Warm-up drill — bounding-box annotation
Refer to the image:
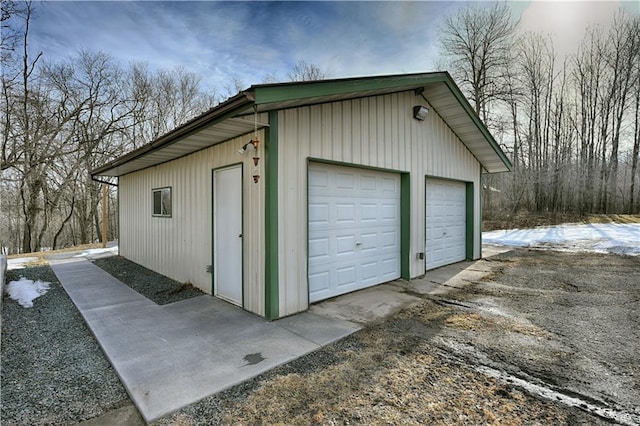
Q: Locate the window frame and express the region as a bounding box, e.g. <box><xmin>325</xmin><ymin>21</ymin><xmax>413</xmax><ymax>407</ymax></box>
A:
<box><xmin>152</xmin><ymin>186</ymin><xmax>172</xmax><ymax>218</ymax></box>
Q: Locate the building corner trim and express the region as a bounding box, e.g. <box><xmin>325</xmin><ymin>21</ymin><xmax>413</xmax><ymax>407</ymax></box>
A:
<box><xmin>264</xmin><ymin>110</ymin><xmax>279</xmax><ymax>320</ymax></box>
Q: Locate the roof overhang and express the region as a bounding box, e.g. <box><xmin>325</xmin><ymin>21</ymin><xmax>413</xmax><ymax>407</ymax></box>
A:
<box><xmin>92</xmin><ymin>72</ymin><xmax>511</xmax><ymax>178</ymax></box>
<box><xmin>91</xmin><ymin>93</ymin><xmax>260</xmax><ymax>177</ymax></box>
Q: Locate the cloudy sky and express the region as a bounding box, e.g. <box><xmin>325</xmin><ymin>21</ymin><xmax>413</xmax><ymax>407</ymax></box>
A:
<box><xmin>27</xmin><ymin>1</ymin><xmax>638</xmax><ymax>93</ymax></box>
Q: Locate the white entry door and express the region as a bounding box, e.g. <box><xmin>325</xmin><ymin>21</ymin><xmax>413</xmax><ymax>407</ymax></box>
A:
<box><xmin>425</xmin><ymin>178</ymin><xmax>467</xmax><ymax>270</ymax></box>
<box><xmin>308</xmin><ymin>163</ymin><xmax>401</xmax><ymax>303</ymax></box>
<box><xmin>213</xmin><ymin>165</ymin><xmax>242</xmax><ymax>305</ymax></box>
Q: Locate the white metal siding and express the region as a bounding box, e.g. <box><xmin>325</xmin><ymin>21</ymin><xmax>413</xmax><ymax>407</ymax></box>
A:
<box><xmin>119</xmin><ymin>130</ymin><xmax>265</xmax><ymax>316</ymax></box>
<box><xmin>277</xmin><ymin>91</ymin><xmax>481</xmax><ymax>316</ymax></box>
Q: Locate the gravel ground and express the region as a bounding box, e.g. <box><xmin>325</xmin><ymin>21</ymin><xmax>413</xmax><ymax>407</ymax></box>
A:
<box><xmin>1</xmin><ymin>266</ymin><xmax>131</xmax><ymax>425</ymax></box>
<box><xmin>92</xmin><ymin>256</ymin><xmax>204</xmax><ymax>305</ymax></box>
<box><xmin>3</xmin><ymin>250</ymin><xmax>635</xmax><ymax>425</ymax></box>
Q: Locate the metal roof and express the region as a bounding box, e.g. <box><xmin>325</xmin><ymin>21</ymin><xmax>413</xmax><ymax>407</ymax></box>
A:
<box><xmin>92</xmin><ymin>72</ymin><xmax>511</xmax><ymax>177</ymax></box>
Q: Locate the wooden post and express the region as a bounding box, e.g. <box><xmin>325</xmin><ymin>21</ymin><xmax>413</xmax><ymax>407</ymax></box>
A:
<box><xmin>102</xmin><ymin>184</ymin><xmax>107</xmax><ymax>248</ymax></box>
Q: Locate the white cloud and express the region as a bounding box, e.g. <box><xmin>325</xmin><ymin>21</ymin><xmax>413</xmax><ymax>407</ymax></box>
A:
<box><xmin>25</xmin><ymin>1</ymin><xmax>514</xmax><ymax>92</ymax></box>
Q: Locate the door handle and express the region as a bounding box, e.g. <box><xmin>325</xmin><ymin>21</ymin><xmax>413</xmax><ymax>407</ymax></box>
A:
<box><xmin>356</xmin><ymin>242</ymin><xmax>362</xmax><ymax>246</ymax></box>
<box><xmin>238</xmin><ymin>234</ymin><xmax>243</xmax><ymax>238</ymax></box>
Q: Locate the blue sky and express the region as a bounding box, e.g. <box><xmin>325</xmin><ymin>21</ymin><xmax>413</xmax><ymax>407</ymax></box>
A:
<box><xmin>28</xmin><ymin>1</ymin><xmax>639</xmax><ymax>94</ymax></box>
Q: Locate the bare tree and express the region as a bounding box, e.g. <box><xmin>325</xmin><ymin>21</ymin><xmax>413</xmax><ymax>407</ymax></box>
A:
<box><xmin>128</xmin><ymin>65</ymin><xmax>216</xmax><ymax>143</ymax></box>
<box><xmin>288</xmin><ymin>60</ymin><xmax>328</xmax><ymax>82</ymax></box>
<box><xmin>630</xmin><ymin>85</ymin><xmax>640</xmax><ymax>213</ymax></box>
<box><xmin>439</xmin><ymin>3</ymin><xmax>517</xmax><ymax>124</ymax></box>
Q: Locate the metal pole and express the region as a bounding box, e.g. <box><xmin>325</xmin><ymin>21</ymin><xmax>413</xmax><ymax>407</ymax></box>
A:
<box><xmin>102</xmin><ymin>184</ymin><xmax>107</xmax><ymax>248</ymax></box>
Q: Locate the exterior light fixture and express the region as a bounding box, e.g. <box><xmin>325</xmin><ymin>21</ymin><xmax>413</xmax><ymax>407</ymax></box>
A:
<box><xmin>413</xmin><ymin>105</ymin><xmax>429</xmax><ymax>121</ymax></box>
<box><xmin>238</xmin><ymin>139</ymin><xmax>258</xmax><ymax>155</ymax></box>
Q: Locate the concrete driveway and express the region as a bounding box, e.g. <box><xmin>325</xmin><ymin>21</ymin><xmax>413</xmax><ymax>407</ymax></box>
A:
<box><xmin>49</xmin><ymin>247</ymin><xmax>506</xmax><ymax>424</ymax></box>
<box><xmin>48</xmin><ymin>257</ymin><xmax>360</xmax><ymax>422</ymax></box>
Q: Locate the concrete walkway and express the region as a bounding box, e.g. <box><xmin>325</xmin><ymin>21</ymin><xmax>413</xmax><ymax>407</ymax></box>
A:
<box><xmin>48</xmin><ymin>257</ymin><xmax>360</xmax><ymax>423</ymax></box>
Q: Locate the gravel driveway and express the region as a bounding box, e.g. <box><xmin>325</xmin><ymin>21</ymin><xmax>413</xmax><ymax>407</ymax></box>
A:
<box><xmin>2</xmin><ymin>250</ymin><xmax>638</xmax><ymax>425</ymax></box>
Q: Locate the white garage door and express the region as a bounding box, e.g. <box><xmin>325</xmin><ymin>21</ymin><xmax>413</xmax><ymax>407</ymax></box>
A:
<box><xmin>425</xmin><ymin>178</ymin><xmax>467</xmax><ymax>270</ymax></box>
<box><xmin>308</xmin><ymin>163</ymin><xmax>401</xmax><ymax>302</ymax></box>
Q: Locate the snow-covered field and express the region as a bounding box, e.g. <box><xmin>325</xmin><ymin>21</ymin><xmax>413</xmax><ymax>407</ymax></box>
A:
<box><xmin>7</xmin><ymin>256</ymin><xmax>40</xmax><ymax>270</ymax></box>
<box><xmin>7</xmin><ymin>245</ymin><xmax>119</xmax><ymax>270</ymax></box>
<box><xmin>483</xmin><ymin>223</ymin><xmax>640</xmax><ymax>256</ymax></box>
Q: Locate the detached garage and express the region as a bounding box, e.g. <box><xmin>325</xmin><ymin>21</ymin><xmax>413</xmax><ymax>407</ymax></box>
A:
<box><xmin>92</xmin><ymin>72</ymin><xmax>511</xmax><ymax>320</ymax></box>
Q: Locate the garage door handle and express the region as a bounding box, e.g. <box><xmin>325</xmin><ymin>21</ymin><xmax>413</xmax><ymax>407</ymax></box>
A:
<box><xmin>356</xmin><ymin>242</ymin><xmax>362</xmax><ymax>246</ymax></box>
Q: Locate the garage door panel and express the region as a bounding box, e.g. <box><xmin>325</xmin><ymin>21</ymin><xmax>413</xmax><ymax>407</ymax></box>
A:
<box><xmin>361</xmin><ymin>203</ymin><xmax>377</xmax><ymax>221</ymax></box>
<box><xmin>309</xmin><ymin>163</ymin><xmax>401</xmax><ymax>303</ymax></box>
<box><xmin>309</xmin><ymin>169</ymin><xmax>329</xmax><ymax>187</ymax></box>
<box><xmin>337</xmin><ymin>235</ymin><xmax>356</xmax><ymax>255</ymax></box>
<box><xmin>360</xmin><ymin>175</ymin><xmax>377</xmax><ymax>191</ymax></box>
<box><xmin>309</xmin><ymin>202</ymin><xmax>329</xmax><ymax>224</ymax></box>
<box><xmin>361</xmin><ymin>261</ymin><xmax>378</xmax><ymax>281</ymax></box>
<box><xmin>381</xmin><ymin>230</ymin><xmax>398</xmax><ymax>248</ymax></box>
<box><xmin>381</xmin><ymin>203</ymin><xmax>398</xmax><ymax>220</ymax></box>
<box><xmin>336</xmin><ymin>203</ymin><xmax>356</xmax><ymax>223</ymax></box>
<box><xmin>426</xmin><ymin>178</ymin><xmax>467</xmax><ymax>270</ymax></box>
<box><xmin>336</xmin><ymin>172</ymin><xmax>355</xmax><ymax>188</ymax></box>
<box><xmin>337</xmin><ymin>266</ymin><xmax>356</xmax><ymax>287</ymax></box>
<box><xmin>309</xmin><ymin>271</ymin><xmax>330</xmax><ymax>293</ymax></box>
<box><xmin>381</xmin><ymin>257</ymin><xmax>399</xmax><ymax>279</ymax></box>
<box><xmin>381</xmin><ymin>177</ymin><xmax>397</xmax><ymax>192</ymax></box>
<box><xmin>309</xmin><ymin>237</ymin><xmax>330</xmax><ymax>260</ymax></box>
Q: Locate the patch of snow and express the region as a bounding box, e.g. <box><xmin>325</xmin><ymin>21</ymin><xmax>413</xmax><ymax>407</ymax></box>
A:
<box><xmin>483</xmin><ymin>223</ymin><xmax>640</xmax><ymax>256</ymax></box>
<box><xmin>73</xmin><ymin>246</ymin><xmax>119</xmax><ymax>259</ymax></box>
<box><xmin>7</xmin><ymin>256</ymin><xmax>39</xmax><ymax>270</ymax></box>
<box><xmin>6</xmin><ymin>277</ymin><xmax>50</xmax><ymax>308</ymax></box>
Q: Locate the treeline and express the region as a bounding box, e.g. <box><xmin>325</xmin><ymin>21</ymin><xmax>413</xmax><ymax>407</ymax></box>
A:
<box><xmin>0</xmin><ymin>2</ymin><xmax>328</xmax><ymax>254</ymax></box>
<box><xmin>1</xmin><ymin>3</ymin><xmax>218</xmax><ymax>253</ymax></box>
<box><xmin>2</xmin><ymin>1</ymin><xmax>639</xmax><ymax>254</ymax></box>
<box><xmin>439</xmin><ymin>4</ymin><xmax>640</xmax><ymax>216</ymax></box>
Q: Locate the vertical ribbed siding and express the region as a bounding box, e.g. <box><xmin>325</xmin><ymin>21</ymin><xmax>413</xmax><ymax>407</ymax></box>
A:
<box><xmin>277</xmin><ymin>91</ymin><xmax>481</xmax><ymax>317</ymax></box>
<box><xmin>119</xmin><ymin>130</ymin><xmax>266</xmax><ymax>316</ymax></box>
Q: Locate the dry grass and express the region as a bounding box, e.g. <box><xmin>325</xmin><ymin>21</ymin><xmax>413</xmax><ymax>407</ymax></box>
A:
<box><xmin>7</xmin><ymin>243</ymin><xmax>106</xmax><ymax>264</ymax></box>
<box><xmin>483</xmin><ymin>212</ymin><xmax>640</xmax><ymax>231</ymax></box>
<box><xmin>445</xmin><ymin>312</ymin><xmax>551</xmax><ymax>338</ymax></box>
<box><xmin>218</xmin><ymin>318</ymin><xmax>579</xmax><ymax>426</ymax></box>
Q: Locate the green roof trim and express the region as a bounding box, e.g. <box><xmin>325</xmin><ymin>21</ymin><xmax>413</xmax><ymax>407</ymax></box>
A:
<box><xmin>250</xmin><ymin>72</ymin><xmax>448</xmax><ymax>105</ymax></box>
<box><xmin>441</xmin><ymin>78</ymin><xmax>513</xmax><ymax>172</ymax></box>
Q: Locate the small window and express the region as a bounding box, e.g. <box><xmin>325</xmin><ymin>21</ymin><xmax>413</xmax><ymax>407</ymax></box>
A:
<box><xmin>152</xmin><ymin>187</ymin><xmax>172</xmax><ymax>217</ymax></box>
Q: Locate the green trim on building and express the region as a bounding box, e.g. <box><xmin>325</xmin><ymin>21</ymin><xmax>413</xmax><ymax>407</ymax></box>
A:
<box><xmin>443</xmin><ymin>79</ymin><xmax>512</xmax><ymax>171</ymax></box>
<box><xmin>251</xmin><ymin>73</ymin><xmax>447</xmax><ymax>105</ymax></box>
<box><xmin>400</xmin><ymin>173</ymin><xmax>411</xmax><ymax>279</ymax></box>
<box><xmin>465</xmin><ymin>182</ymin><xmax>474</xmax><ymax>260</ymax></box>
<box><xmin>264</xmin><ymin>110</ymin><xmax>279</xmax><ymax>320</ymax></box>
<box><xmin>479</xmin><ymin>171</ymin><xmax>484</xmax><ymax>257</ymax></box>
<box><xmin>307</xmin><ymin>158</ymin><xmax>406</xmax><ymax>175</ymax></box>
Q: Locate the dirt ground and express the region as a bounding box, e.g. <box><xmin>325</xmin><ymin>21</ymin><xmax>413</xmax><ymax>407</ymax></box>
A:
<box><xmin>429</xmin><ymin>249</ymin><xmax>640</xmax><ymax>425</ymax></box>
<box><xmin>156</xmin><ymin>248</ymin><xmax>639</xmax><ymax>425</ymax></box>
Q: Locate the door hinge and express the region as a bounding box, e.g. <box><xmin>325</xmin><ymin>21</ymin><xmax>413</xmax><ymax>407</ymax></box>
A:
<box><xmin>206</xmin><ymin>265</ymin><xmax>213</xmax><ymax>273</ymax></box>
